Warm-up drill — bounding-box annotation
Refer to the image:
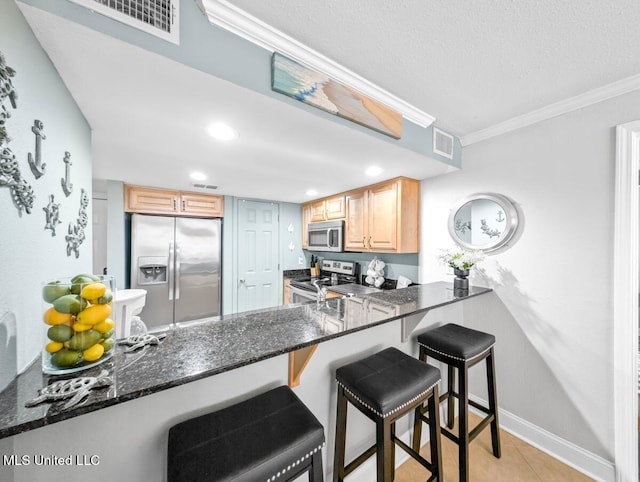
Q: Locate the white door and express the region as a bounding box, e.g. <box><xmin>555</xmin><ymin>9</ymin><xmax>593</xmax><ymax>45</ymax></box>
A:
<box><xmin>236</xmin><ymin>200</ymin><xmax>279</xmax><ymax>313</ymax></box>
<box><xmin>92</xmin><ymin>196</ymin><xmax>108</xmax><ymax>276</ymax></box>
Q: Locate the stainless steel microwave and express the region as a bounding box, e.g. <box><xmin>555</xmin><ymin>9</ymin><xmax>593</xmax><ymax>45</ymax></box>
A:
<box><xmin>307</xmin><ymin>220</ymin><xmax>344</xmax><ymax>252</ymax></box>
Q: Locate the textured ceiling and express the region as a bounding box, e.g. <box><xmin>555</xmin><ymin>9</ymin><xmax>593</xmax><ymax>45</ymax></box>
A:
<box><xmin>227</xmin><ymin>0</ymin><xmax>640</xmax><ymax>136</ymax></box>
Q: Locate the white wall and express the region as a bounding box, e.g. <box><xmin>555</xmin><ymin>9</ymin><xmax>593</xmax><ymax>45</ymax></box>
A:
<box><xmin>0</xmin><ymin>0</ymin><xmax>92</xmax><ymax>376</ymax></box>
<box><xmin>420</xmin><ymin>89</ymin><xmax>640</xmax><ymax>462</ymax></box>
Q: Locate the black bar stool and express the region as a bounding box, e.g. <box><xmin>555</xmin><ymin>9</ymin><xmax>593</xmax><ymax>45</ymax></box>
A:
<box><xmin>333</xmin><ymin>347</ymin><xmax>443</xmax><ymax>482</ymax></box>
<box><xmin>168</xmin><ymin>385</ymin><xmax>325</xmax><ymax>482</ymax></box>
<box><xmin>413</xmin><ymin>323</ymin><xmax>501</xmax><ymax>482</ymax></box>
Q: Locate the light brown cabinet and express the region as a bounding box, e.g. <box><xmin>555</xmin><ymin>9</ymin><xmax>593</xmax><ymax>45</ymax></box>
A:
<box><xmin>301</xmin><ymin>203</ymin><xmax>311</xmax><ymax>249</ymax></box>
<box><xmin>344</xmin><ymin>177</ymin><xmax>419</xmax><ymax>253</ymax></box>
<box><xmin>309</xmin><ymin>200</ymin><xmax>327</xmax><ymax>222</ymax></box>
<box><xmin>325</xmin><ymin>195</ymin><xmax>346</xmax><ymax>219</ymax></box>
<box><xmin>308</xmin><ymin>195</ymin><xmax>346</xmax><ymax>223</ymax></box>
<box><xmin>125</xmin><ymin>185</ymin><xmax>224</xmax><ymax>217</ymax></box>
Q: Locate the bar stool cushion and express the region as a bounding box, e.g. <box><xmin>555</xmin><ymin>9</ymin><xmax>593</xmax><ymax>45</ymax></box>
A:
<box><xmin>168</xmin><ymin>385</ymin><xmax>324</xmax><ymax>482</ymax></box>
<box><xmin>336</xmin><ymin>347</ymin><xmax>440</xmax><ymax>418</ymax></box>
<box><xmin>418</xmin><ymin>323</ymin><xmax>495</xmax><ymax>361</ymax></box>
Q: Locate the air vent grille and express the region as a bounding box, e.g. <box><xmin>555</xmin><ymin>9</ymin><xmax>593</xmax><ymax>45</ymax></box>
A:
<box><xmin>433</xmin><ymin>127</ymin><xmax>454</xmax><ymax>159</ymax></box>
<box><xmin>192</xmin><ymin>184</ymin><xmax>219</xmax><ymax>190</ymax></box>
<box><xmin>70</xmin><ymin>0</ymin><xmax>179</xmax><ymax>44</ymax></box>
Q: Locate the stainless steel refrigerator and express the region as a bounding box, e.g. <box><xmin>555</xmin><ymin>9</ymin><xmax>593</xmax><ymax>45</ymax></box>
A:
<box><xmin>130</xmin><ymin>214</ymin><xmax>221</xmax><ymax>330</ymax></box>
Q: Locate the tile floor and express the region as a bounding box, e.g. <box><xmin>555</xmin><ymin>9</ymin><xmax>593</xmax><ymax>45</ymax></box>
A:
<box><xmin>394</xmin><ymin>413</ymin><xmax>592</xmax><ymax>481</ymax></box>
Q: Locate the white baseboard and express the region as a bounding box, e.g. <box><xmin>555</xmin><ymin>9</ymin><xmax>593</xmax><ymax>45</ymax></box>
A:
<box><xmin>336</xmin><ymin>400</ymin><xmax>616</xmax><ymax>482</ymax></box>
<box><xmin>469</xmin><ymin>395</ymin><xmax>616</xmax><ymax>482</ymax></box>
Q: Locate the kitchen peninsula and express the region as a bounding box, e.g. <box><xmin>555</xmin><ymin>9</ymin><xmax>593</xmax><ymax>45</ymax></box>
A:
<box><xmin>0</xmin><ymin>282</ymin><xmax>491</xmax><ymax>481</ymax></box>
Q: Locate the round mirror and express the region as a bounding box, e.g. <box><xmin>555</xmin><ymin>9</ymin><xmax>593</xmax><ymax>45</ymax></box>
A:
<box><xmin>448</xmin><ymin>193</ymin><xmax>518</xmax><ymax>252</ymax></box>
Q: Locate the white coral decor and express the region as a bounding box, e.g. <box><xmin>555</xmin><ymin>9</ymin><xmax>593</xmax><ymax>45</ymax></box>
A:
<box><xmin>439</xmin><ymin>248</ymin><xmax>485</xmax><ymax>270</ymax></box>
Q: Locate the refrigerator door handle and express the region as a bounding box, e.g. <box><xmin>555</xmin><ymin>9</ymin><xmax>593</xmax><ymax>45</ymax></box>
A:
<box><xmin>175</xmin><ymin>244</ymin><xmax>181</xmax><ymax>300</ymax></box>
<box><xmin>168</xmin><ymin>241</ymin><xmax>175</xmax><ymax>301</ymax></box>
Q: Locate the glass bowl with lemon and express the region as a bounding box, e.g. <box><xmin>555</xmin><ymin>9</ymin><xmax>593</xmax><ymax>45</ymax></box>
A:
<box><xmin>42</xmin><ymin>274</ymin><xmax>116</xmax><ymax>375</ymax></box>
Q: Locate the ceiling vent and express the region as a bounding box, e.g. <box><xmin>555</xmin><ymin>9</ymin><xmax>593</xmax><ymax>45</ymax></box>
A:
<box><xmin>192</xmin><ymin>183</ymin><xmax>219</xmax><ymax>190</ymax></box>
<box><xmin>69</xmin><ymin>0</ymin><xmax>180</xmax><ymax>44</ymax></box>
<box><xmin>433</xmin><ymin>127</ymin><xmax>454</xmax><ymax>159</ymax></box>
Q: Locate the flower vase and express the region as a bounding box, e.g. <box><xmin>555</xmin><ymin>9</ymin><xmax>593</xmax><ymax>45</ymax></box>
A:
<box><xmin>453</xmin><ymin>269</ymin><xmax>470</xmax><ymax>291</ymax></box>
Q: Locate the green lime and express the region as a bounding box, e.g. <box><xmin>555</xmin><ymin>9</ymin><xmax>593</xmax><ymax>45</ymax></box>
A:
<box><xmin>53</xmin><ymin>295</ymin><xmax>86</xmax><ymax>315</ymax></box>
<box><xmin>42</xmin><ymin>281</ymin><xmax>71</xmax><ymax>304</ymax></box>
<box><xmin>100</xmin><ymin>338</ymin><xmax>115</xmax><ymax>352</ymax></box>
<box><xmin>50</xmin><ymin>348</ymin><xmax>82</xmax><ymax>368</ymax></box>
<box><xmin>68</xmin><ymin>329</ymin><xmax>102</xmax><ymax>351</ymax></box>
<box><xmin>47</xmin><ymin>324</ymin><xmax>73</xmax><ymax>342</ymax></box>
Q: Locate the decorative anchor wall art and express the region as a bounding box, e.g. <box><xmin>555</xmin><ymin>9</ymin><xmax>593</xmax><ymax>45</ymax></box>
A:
<box><xmin>61</xmin><ymin>151</ymin><xmax>73</xmax><ymax>197</ymax></box>
<box><xmin>43</xmin><ymin>194</ymin><xmax>61</xmax><ymax>236</ymax></box>
<box><xmin>28</xmin><ymin>119</ymin><xmax>46</xmax><ymax>178</ymax></box>
<box><xmin>0</xmin><ymin>50</ymin><xmax>35</xmax><ymax>215</ymax></box>
<box><xmin>65</xmin><ymin>188</ymin><xmax>88</xmax><ymax>258</ymax></box>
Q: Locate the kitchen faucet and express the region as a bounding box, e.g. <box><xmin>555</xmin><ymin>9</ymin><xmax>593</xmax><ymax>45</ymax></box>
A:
<box><xmin>312</xmin><ymin>279</ymin><xmax>328</xmax><ymax>304</ymax></box>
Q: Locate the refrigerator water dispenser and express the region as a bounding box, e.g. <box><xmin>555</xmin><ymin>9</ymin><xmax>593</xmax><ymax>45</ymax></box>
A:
<box><xmin>138</xmin><ymin>256</ymin><xmax>168</xmax><ymax>285</ymax></box>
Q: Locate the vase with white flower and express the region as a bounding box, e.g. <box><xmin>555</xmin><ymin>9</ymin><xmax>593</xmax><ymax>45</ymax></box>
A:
<box><xmin>439</xmin><ymin>248</ymin><xmax>485</xmax><ymax>291</ymax></box>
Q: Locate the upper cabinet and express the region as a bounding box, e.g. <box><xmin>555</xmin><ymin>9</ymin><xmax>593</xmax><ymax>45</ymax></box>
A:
<box><xmin>309</xmin><ymin>195</ymin><xmax>346</xmax><ymax>222</ymax></box>
<box><xmin>125</xmin><ymin>185</ymin><xmax>224</xmax><ymax>217</ymax></box>
<box><xmin>345</xmin><ymin>178</ymin><xmax>419</xmax><ymax>253</ymax></box>
<box><xmin>301</xmin><ymin>203</ymin><xmax>311</xmax><ymax>249</ymax></box>
<box><xmin>305</xmin><ymin>177</ymin><xmax>420</xmax><ymax>254</ymax></box>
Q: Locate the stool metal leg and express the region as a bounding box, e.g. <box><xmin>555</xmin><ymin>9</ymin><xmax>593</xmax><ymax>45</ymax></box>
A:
<box><xmin>376</xmin><ymin>417</ymin><xmax>394</xmax><ymax>482</ymax></box>
<box><xmin>486</xmin><ymin>348</ymin><xmax>501</xmax><ymax>459</ymax></box>
<box><xmin>333</xmin><ymin>386</ymin><xmax>348</xmax><ymax>482</ymax></box>
<box><xmin>458</xmin><ymin>362</ymin><xmax>470</xmax><ymax>482</ymax></box>
<box><xmin>447</xmin><ymin>365</ymin><xmax>455</xmax><ymax>429</ymax></box>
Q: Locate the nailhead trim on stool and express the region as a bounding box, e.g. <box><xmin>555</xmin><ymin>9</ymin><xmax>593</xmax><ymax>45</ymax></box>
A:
<box><xmin>337</xmin><ymin>380</ymin><xmax>440</xmax><ymax>419</ymax></box>
<box><xmin>418</xmin><ymin>342</ymin><xmax>494</xmax><ymax>362</ymax></box>
<box><xmin>267</xmin><ymin>443</ymin><xmax>325</xmax><ymax>481</ymax></box>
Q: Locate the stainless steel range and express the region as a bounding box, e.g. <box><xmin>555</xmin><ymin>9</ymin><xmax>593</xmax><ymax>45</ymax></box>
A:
<box><xmin>289</xmin><ymin>260</ymin><xmax>380</xmax><ymax>303</ymax></box>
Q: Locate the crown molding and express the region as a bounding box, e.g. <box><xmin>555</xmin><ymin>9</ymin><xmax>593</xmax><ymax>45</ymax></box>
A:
<box><xmin>197</xmin><ymin>0</ymin><xmax>436</xmax><ymax>128</ymax></box>
<box><xmin>460</xmin><ymin>73</ymin><xmax>640</xmax><ymax>146</ymax></box>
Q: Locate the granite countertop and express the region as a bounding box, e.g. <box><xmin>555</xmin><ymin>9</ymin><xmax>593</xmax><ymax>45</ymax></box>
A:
<box><xmin>0</xmin><ymin>282</ymin><xmax>491</xmax><ymax>439</ymax></box>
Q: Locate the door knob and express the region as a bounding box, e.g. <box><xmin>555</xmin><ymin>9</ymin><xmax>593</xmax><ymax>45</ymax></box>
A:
<box><xmin>239</xmin><ymin>278</ymin><xmax>246</xmax><ymax>284</ymax></box>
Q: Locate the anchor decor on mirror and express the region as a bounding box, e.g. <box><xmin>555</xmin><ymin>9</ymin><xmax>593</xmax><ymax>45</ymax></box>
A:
<box><xmin>0</xmin><ymin>50</ymin><xmax>35</xmax><ymax>214</ymax></box>
<box><xmin>61</xmin><ymin>151</ymin><xmax>73</xmax><ymax>197</ymax></box>
<box><xmin>27</xmin><ymin>119</ymin><xmax>46</xmax><ymax>178</ymax></box>
<box><xmin>65</xmin><ymin>188</ymin><xmax>89</xmax><ymax>258</ymax></box>
<box><xmin>43</xmin><ymin>194</ymin><xmax>61</xmax><ymax>236</ymax></box>
<box><xmin>448</xmin><ymin>193</ymin><xmax>519</xmax><ymax>252</ymax></box>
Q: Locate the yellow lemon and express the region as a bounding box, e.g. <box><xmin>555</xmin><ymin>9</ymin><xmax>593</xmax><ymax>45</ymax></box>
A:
<box><xmin>44</xmin><ymin>307</ymin><xmax>72</xmax><ymax>326</ymax></box>
<box><xmin>76</xmin><ymin>304</ymin><xmax>112</xmax><ymax>325</ymax></box>
<box><xmin>80</xmin><ymin>282</ymin><xmax>107</xmax><ymax>301</ymax></box>
<box><xmin>45</xmin><ymin>341</ymin><xmax>63</xmax><ymax>353</ymax></box>
<box><xmin>83</xmin><ymin>343</ymin><xmax>105</xmax><ymax>362</ymax></box>
<box><xmin>73</xmin><ymin>322</ymin><xmax>93</xmax><ymax>332</ymax></box>
<box><xmin>94</xmin><ymin>318</ymin><xmax>115</xmax><ymax>334</ymax></box>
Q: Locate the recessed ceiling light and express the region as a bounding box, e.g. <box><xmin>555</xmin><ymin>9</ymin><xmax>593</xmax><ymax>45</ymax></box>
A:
<box><xmin>366</xmin><ymin>166</ymin><xmax>383</xmax><ymax>176</ymax></box>
<box><xmin>207</xmin><ymin>122</ymin><xmax>238</xmax><ymax>141</ymax></box>
<box><xmin>306</xmin><ymin>189</ymin><xmax>318</xmax><ymax>196</ymax></box>
<box><xmin>190</xmin><ymin>172</ymin><xmax>207</xmax><ymax>181</ymax></box>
